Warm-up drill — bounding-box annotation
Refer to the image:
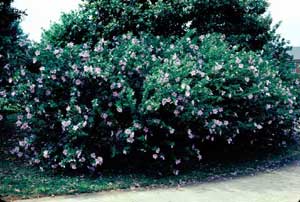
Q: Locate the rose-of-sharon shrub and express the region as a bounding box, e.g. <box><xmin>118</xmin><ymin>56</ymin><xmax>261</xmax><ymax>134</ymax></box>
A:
<box><xmin>13</xmin><ymin>33</ymin><xmax>162</xmax><ymax>171</ymax></box>
<box><xmin>140</xmin><ymin>34</ymin><xmax>299</xmax><ymax>167</ymax></box>
<box><xmin>13</xmin><ymin>32</ymin><xmax>299</xmax><ymax>174</ymax></box>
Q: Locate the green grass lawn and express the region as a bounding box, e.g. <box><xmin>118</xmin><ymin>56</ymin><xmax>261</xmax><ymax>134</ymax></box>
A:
<box><xmin>1</xmin><ymin>143</ymin><xmax>300</xmax><ymax>201</ymax></box>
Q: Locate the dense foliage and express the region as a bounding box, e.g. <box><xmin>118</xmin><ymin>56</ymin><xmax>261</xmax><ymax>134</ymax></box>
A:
<box><xmin>42</xmin><ymin>0</ymin><xmax>272</xmax><ymax>51</ymax></box>
<box><xmin>7</xmin><ymin>0</ymin><xmax>300</xmax><ymax>174</ymax></box>
<box><xmin>12</xmin><ymin>31</ymin><xmax>300</xmax><ymax>173</ymax></box>
<box><xmin>0</xmin><ymin>0</ymin><xmax>30</xmax><ymax>132</ymax></box>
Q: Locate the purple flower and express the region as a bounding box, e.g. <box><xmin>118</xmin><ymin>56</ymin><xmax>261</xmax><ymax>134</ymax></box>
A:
<box><xmin>79</xmin><ymin>51</ymin><xmax>90</xmax><ymax>60</ymax></box>
<box><xmin>188</xmin><ymin>129</ymin><xmax>194</xmax><ymax>139</ymax></box>
<box><xmin>63</xmin><ymin>149</ymin><xmax>68</xmax><ymax>156</ymax></box>
<box><xmin>175</xmin><ymin>159</ymin><xmax>181</xmax><ymax>165</ymax></box>
<box><xmin>35</xmin><ymin>50</ymin><xmax>40</xmax><ymax>56</ymax></box>
<box><xmin>43</xmin><ymin>150</ymin><xmax>50</xmax><ymax>158</ymax></box>
<box><xmin>113</xmin><ymin>91</ymin><xmax>119</xmax><ymax>97</ymax></box>
<box><xmin>101</xmin><ymin>113</ymin><xmax>108</xmax><ymax>119</ymax></box>
<box><xmin>125</xmin><ymin>129</ymin><xmax>132</xmax><ymax>135</ymax></box>
<box><xmin>61</xmin><ymin>120</ymin><xmax>71</xmax><ymax>131</ymax></box>
<box><xmin>94</xmin><ymin>156</ymin><xmax>103</xmax><ymax>166</ymax></box>
<box><xmin>71</xmin><ymin>163</ymin><xmax>77</xmax><ymax>170</ymax></box>
<box><xmin>173</xmin><ymin>170</ymin><xmax>179</xmax><ymax>175</ymax></box>
<box><xmin>94</xmin><ymin>67</ymin><xmax>101</xmax><ymax>74</ymax></box>
<box><xmin>197</xmin><ymin>110</ymin><xmax>203</xmax><ymax>116</ymax></box>
<box><xmin>75</xmin><ymin>79</ymin><xmax>82</xmax><ymax>86</ymax></box>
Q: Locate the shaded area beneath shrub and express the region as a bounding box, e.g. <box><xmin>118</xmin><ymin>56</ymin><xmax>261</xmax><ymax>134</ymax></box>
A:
<box><xmin>1</xmin><ymin>137</ymin><xmax>300</xmax><ymax>201</ymax></box>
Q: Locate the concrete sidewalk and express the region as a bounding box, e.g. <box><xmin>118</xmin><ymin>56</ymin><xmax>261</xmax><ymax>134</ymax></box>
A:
<box><xmin>15</xmin><ymin>162</ymin><xmax>300</xmax><ymax>202</ymax></box>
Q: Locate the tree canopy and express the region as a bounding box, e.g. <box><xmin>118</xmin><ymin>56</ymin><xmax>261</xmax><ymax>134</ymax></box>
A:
<box><xmin>42</xmin><ymin>0</ymin><xmax>273</xmax><ymax>51</ymax></box>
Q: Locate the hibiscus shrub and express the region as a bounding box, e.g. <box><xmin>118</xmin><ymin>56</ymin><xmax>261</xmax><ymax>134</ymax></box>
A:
<box><xmin>12</xmin><ymin>31</ymin><xmax>300</xmax><ymax>174</ymax></box>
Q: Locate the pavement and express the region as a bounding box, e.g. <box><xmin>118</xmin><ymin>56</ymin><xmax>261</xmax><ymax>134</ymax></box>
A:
<box><xmin>14</xmin><ymin>162</ymin><xmax>300</xmax><ymax>202</ymax></box>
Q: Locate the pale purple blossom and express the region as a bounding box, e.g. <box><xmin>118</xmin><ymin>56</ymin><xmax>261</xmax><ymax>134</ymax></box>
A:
<box><xmin>212</xmin><ymin>109</ymin><xmax>218</xmax><ymax>114</ymax></box>
<box><xmin>173</xmin><ymin>170</ymin><xmax>179</xmax><ymax>175</ymax></box>
<box><xmin>113</xmin><ymin>91</ymin><xmax>119</xmax><ymax>97</ymax></box>
<box><xmin>94</xmin><ymin>67</ymin><xmax>101</xmax><ymax>74</ymax></box>
<box><xmin>79</xmin><ymin>157</ymin><xmax>86</xmax><ymax>163</ymax></box>
<box><xmin>10</xmin><ymin>146</ymin><xmax>19</xmax><ymax>154</ymax></box>
<box><xmin>67</xmin><ymin>42</ymin><xmax>74</xmax><ymax>48</ymax></box>
<box><xmin>35</xmin><ymin>50</ymin><xmax>40</xmax><ymax>56</ymax></box>
<box><xmin>17</xmin><ymin>152</ymin><xmax>23</xmax><ymax>158</ymax></box>
<box><xmin>16</xmin><ymin>120</ymin><xmax>22</xmax><ymax>127</ymax></box>
<box><xmin>43</xmin><ymin>150</ymin><xmax>50</xmax><ymax>158</ymax></box>
<box><xmin>188</xmin><ymin>129</ymin><xmax>194</xmax><ymax>139</ymax></box>
<box><xmin>143</xmin><ymin>127</ymin><xmax>149</xmax><ymax>133</ymax></box>
<box><xmin>19</xmin><ymin>140</ymin><xmax>26</xmax><ymax>147</ymax></box>
<box><xmin>90</xmin><ymin>153</ymin><xmax>96</xmax><ymax>158</ymax></box>
<box><xmin>101</xmin><ymin>113</ymin><xmax>108</xmax><ymax>119</ymax></box>
<box><xmin>213</xmin><ymin>119</ymin><xmax>223</xmax><ymax>126</ymax></box>
<box><xmin>79</xmin><ymin>51</ymin><xmax>90</xmax><ymax>60</ymax></box>
<box><xmin>174</xmin><ymin>110</ymin><xmax>180</xmax><ymax>116</ymax></box>
<box><xmin>95</xmin><ymin>156</ymin><xmax>103</xmax><ymax>166</ymax></box>
<box><xmin>53</xmin><ymin>49</ymin><xmax>60</xmax><ymax>55</ymax></box>
<box><xmin>146</xmin><ymin>105</ymin><xmax>152</xmax><ymax>111</ymax></box>
<box><xmin>94</xmin><ymin>45</ymin><xmax>104</xmax><ymax>52</ymax></box>
<box><xmin>254</xmin><ymin>123</ymin><xmax>263</xmax><ymax>130</ymax></box>
<box><xmin>75</xmin><ymin>105</ymin><xmax>81</xmax><ymax>113</ymax></box>
<box><xmin>63</xmin><ymin>149</ymin><xmax>68</xmax><ymax>156</ymax></box>
<box><xmin>214</xmin><ymin>63</ymin><xmax>223</xmax><ymax>71</ymax></box>
<box><xmin>125</xmin><ymin>129</ymin><xmax>132</xmax><ymax>135</ymax></box>
<box><xmin>175</xmin><ymin>159</ymin><xmax>181</xmax><ymax>165</ymax></box>
<box><xmin>127</xmin><ymin>134</ymin><xmax>135</xmax><ymax>143</ymax></box>
<box><xmin>61</xmin><ymin>120</ymin><xmax>71</xmax><ymax>131</ymax></box>
<box><xmin>84</xmin><ymin>66</ymin><xmax>92</xmax><ymax>73</ymax></box>
<box><xmin>20</xmin><ymin>122</ymin><xmax>29</xmax><ymax>130</ymax></box>
<box><xmin>185</xmin><ymin>91</ymin><xmax>191</xmax><ymax>97</ymax></box>
<box><xmin>26</xmin><ymin>113</ymin><xmax>32</xmax><ymax>119</ymax></box>
<box><xmin>75</xmin><ymin>79</ymin><xmax>82</xmax><ymax>86</ymax></box>
<box><xmin>190</xmin><ymin>70</ymin><xmax>197</xmax><ymax>76</ymax></box>
<box><xmin>197</xmin><ymin>110</ymin><xmax>203</xmax><ymax>116</ymax></box>
<box><xmin>169</xmin><ymin>128</ymin><xmax>175</xmax><ymax>134</ymax></box>
<box><xmin>71</xmin><ymin>163</ymin><xmax>77</xmax><ymax>170</ymax></box>
<box><xmin>73</xmin><ymin>125</ymin><xmax>79</xmax><ymax>131</ymax></box>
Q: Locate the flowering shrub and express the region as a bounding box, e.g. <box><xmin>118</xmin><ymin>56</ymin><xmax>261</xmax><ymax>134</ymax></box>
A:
<box><xmin>13</xmin><ymin>33</ymin><xmax>161</xmax><ymax>171</ymax></box>
<box><xmin>12</xmin><ymin>31</ymin><xmax>300</xmax><ymax>174</ymax></box>
<box><xmin>141</xmin><ymin>33</ymin><xmax>299</xmax><ymax>162</ymax></box>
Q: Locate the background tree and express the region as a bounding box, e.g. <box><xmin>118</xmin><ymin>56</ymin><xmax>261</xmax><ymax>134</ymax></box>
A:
<box><xmin>0</xmin><ymin>0</ymin><xmax>30</xmax><ymax>144</ymax></box>
<box><xmin>43</xmin><ymin>0</ymin><xmax>272</xmax><ymax>50</ymax></box>
<box><xmin>0</xmin><ymin>0</ymin><xmax>30</xmax><ymax>107</ymax></box>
